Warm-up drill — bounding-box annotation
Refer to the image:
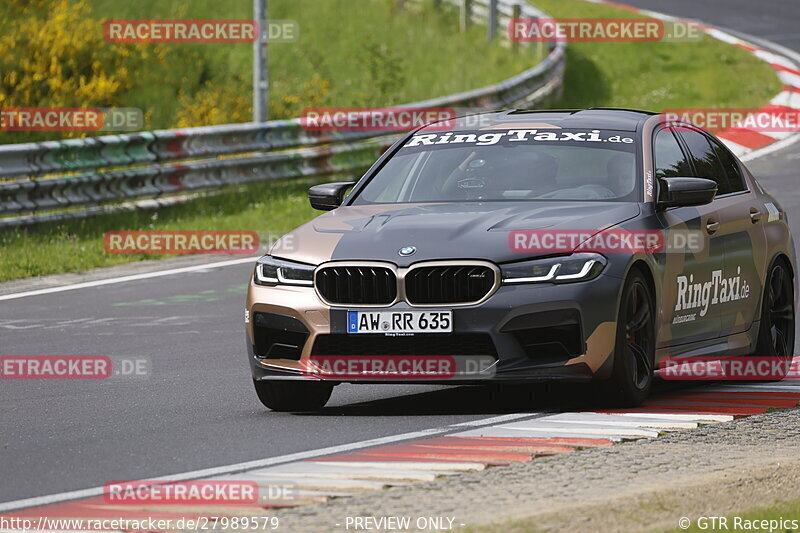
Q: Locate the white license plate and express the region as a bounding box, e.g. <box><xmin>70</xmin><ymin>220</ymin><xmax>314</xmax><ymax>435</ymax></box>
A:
<box><xmin>347</xmin><ymin>310</ymin><xmax>452</xmax><ymax>334</ymax></box>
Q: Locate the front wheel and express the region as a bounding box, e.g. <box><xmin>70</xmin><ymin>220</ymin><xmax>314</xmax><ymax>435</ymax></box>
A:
<box><xmin>600</xmin><ymin>270</ymin><xmax>656</xmax><ymax>406</ymax></box>
<box><xmin>253</xmin><ymin>380</ymin><xmax>334</xmax><ymax>412</ymax></box>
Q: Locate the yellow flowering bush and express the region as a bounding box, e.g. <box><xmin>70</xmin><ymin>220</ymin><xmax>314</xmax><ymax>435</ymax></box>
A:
<box><xmin>0</xmin><ymin>0</ymin><xmax>132</xmax><ymax>140</ymax></box>
<box><xmin>175</xmin><ymin>75</ymin><xmax>252</xmax><ymax>127</ymax></box>
<box><xmin>0</xmin><ymin>0</ymin><xmax>201</xmax><ymax>142</ymax></box>
<box><xmin>271</xmin><ymin>75</ymin><xmax>332</xmax><ymax>119</ymax></box>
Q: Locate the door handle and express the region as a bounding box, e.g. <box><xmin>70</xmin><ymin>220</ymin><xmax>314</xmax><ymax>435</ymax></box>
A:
<box><xmin>750</xmin><ymin>207</ymin><xmax>763</xmax><ymax>224</ymax></box>
<box><xmin>705</xmin><ymin>219</ymin><xmax>720</xmax><ymax>235</ymax></box>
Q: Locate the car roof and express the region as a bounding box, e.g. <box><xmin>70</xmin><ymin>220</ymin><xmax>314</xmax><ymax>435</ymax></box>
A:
<box><xmin>418</xmin><ymin>108</ymin><xmax>657</xmax><ymax>133</ymax></box>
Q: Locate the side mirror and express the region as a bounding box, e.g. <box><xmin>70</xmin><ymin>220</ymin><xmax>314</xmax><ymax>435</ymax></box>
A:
<box><xmin>657</xmin><ymin>177</ymin><xmax>717</xmax><ymax>209</ymax></box>
<box><xmin>308</xmin><ymin>181</ymin><xmax>355</xmax><ymax>211</ymax></box>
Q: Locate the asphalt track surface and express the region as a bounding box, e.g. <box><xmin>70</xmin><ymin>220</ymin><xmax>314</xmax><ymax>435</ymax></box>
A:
<box><xmin>2</xmin><ymin>0</ymin><xmax>799</xmax><ymax>507</ymax></box>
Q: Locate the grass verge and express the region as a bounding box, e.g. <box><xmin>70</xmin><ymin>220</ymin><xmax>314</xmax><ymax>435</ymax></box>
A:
<box><xmin>0</xmin><ymin>0</ymin><xmax>785</xmax><ymax>282</ymax></box>
<box><xmin>0</xmin><ymin>0</ymin><xmax>540</xmax><ymax>143</ymax></box>
<box><xmin>0</xmin><ymin>179</ymin><xmax>319</xmax><ymax>281</ymax></box>
<box><xmin>534</xmin><ymin>0</ymin><xmax>782</xmax><ymax>110</ymax></box>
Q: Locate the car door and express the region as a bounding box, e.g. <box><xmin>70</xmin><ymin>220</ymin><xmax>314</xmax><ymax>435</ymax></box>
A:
<box><xmin>676</xmin><ymin>127</ymin><xmax>763</xmax><ymax>339</ymax></box>
<box><xmin>652</xmin><ymin>126</ymin><xmax>724</xmax><ymax>347</ymax></box>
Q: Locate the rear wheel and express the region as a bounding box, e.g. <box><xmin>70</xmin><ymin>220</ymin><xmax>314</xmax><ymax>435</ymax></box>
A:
<box><xmin>601</xmin><ymin>270</ymin><xmax>656</xmax><ymax>406</ymax></box>
<box><xmin>754</xmin><ymin>260</ymin><xmax>795</xmax><ymax>380</ymax></box>
<box><xmin>253</xmin><ymin>380</ymin><xmax>334</xmax><ymax>412</ymax></box>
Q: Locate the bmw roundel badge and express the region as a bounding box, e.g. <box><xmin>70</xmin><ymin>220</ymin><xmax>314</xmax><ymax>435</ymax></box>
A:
<box><xmin>398</xmin><ymin>246</ymin><xmax>416</xmax><ymax>257</ymax></box>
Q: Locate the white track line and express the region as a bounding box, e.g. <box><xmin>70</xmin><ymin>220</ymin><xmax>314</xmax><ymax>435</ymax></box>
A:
<box><xmin>0</xmin><ymin>412</ymin><xmax>542</xmax><ymax>513</ymax></box>
<box><xmin>741</xmin><ymin>131</ymin><xmax>800</xmax><ymax>161</ymax></box>
<box><xmin>601</xmin><ymin>2</ymin><xmax>800</xmax><ymax>163</ymax></box>
<box><xmin>715</xmin><ymin>28</ymin><xmax>800</xmax><ymax>160</ymax></box>
<box><xmin>0</xmin><ymin>257</ymin><xmax>260</xmax><ymax>302</ymax></box>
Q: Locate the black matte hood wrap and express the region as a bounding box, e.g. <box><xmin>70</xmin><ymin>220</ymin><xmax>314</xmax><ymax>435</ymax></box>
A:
<box><xmin>274</xmin><ymin>201</ymin><xmax>641</xmax><ymax>266</ymax></box>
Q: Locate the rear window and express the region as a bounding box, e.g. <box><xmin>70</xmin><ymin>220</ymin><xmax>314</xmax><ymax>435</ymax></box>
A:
<box><xmin>678</xmin><ymin>130</ymin><xmax>732</xmax><ymax>194</ymax></box>
<box><xmin>708</xmin><ymin>136</ymin><xmax>748</xmax><ymax>193</ymax></box>
<box><xmin>351</xmin><ymin>128</ymin><xmax>641</xmax><ymax>204</ymax></box>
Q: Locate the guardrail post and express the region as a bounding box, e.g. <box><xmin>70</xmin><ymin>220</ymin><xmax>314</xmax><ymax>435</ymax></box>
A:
<box><xmin>512</xmin><ymin>4</ymin><xmax>521</xmax><ymax>52</ymax></box>
<box><xmin>532</xmin><ymin>17</ymin><xmax>542</xmax><ymax>57</ymax></box>
<box><xmin>488</xmin><ymin>0</ymin><xmax>498</xmax><ymax>42</ymax></box>
<box><xmin>253</xmin><ymin>0</ymin><xmax>268</xmax><ymax>122</ymax></box>
<box><xmin>460</xmin><ymin>0</ymin><xmax>472</xmax><ymax>32</ymax></box>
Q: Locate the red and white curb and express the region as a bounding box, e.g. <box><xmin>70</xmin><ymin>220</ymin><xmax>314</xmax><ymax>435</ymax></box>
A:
<box><xmin>2</xmin><ymin>358</ymin><xmax>799</xmax><ymax>526</ymax></box>
<box><xmin>588</xmin><ymin>0</ymin><xmax>800</xmax><ymax>160</ymax></box>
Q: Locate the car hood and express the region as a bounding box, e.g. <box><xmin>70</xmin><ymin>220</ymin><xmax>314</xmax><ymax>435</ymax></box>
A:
<box><xmin>270</xmin><ymin>201</ymin><xmax>641</xmax><ymax>266</ymax></box>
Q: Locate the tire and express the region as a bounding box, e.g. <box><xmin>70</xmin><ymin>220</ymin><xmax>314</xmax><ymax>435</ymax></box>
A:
<box><xmin>754</xmin><ymin>259</ymin><xmax>795</xmax><ymax>381</ymax></box>
<box><xmin>600</xmin><ymin>270</ymin><xmax>656</xmax><ymax>407</ymax></box>
<box><xmin>253</xmin><ymin>380</ymin><xmax>334</xmax><ymax>412</ymax></box>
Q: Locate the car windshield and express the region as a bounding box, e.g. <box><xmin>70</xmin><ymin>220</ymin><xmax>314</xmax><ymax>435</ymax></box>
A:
<box><xmin>351</xmin><ymin>128</ymin><xmax>641</xmax><ymax>204</ymax></box>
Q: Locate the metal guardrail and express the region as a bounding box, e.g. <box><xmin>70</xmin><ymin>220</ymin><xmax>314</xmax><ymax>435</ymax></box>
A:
<box><xmin>0</xmin><ymin>0</ymin><xmax>565</xmax><ymax>227</ymax></box>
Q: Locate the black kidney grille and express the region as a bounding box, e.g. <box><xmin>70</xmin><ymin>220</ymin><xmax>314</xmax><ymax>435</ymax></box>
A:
<box><xmin>405</xmin><ymin>265</ymin><xmax>495</xmax><ymax>304</ymax></box>
<box><xmin>316</xmin><ymin>266</ymin><xmax>397</xmax><ymax>305</ymax></box>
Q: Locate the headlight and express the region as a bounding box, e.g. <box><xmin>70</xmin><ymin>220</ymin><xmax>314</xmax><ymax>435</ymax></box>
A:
<box><xmin>501</xmin><ymin>253</ymin><xmax>607</xmax><ymax>284</ymax></box>
<box><xmin>254</xmin><ymin>256</ymin><xmax>314</xmax><ymax>286</ymax></box>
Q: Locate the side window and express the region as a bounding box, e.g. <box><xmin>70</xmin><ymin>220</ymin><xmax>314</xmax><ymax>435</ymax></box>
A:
<box><xmin>708</xmin><ymin>136</ymin><xmax>747</xmax><ymax>193</ymax></box>
<box><xmin>653</xmin><ymin>128</ymin><xmax>691</xmax><ymax>179</ymax></box>
<box><xmin>677</xmin><ymin>129</ymin><xmax>730</xmax><ymax>195</ymax></box>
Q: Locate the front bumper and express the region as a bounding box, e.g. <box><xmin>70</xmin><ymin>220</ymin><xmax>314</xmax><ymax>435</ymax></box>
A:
<box><xmin>245</xmin><ymin>273</ymin><xmax>623</xmax><ymax>384</ymax></box>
